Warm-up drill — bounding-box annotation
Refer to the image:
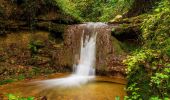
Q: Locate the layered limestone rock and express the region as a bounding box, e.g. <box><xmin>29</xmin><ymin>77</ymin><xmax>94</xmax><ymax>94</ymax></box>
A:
<box><xmin>55</xmin><ymin>23</ymin><xmax>126</xmax><ymax>76</ymax></box>
<box><xmin>0</xmin><ymin>0</ymin><xmax>79</xmax><ymax>34</ymax></box>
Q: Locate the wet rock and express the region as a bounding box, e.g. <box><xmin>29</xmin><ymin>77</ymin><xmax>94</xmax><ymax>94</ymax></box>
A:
<box><xmin>54</xmin><ymin>23</ymin><xmax>127</xmax><ymax>76</ymax></box>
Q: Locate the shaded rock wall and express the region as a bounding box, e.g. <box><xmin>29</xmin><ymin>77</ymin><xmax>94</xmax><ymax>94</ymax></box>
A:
<box><xmin>0</xmin><ymin>0</ymin><xmax>130</xmax><ymax>77</ymax></box>
<box><xmin>109</xmin><ymin>15</ymin><xmax>145</xmax><ymax>47</ymax></box>
<box><xmin>0</xmin><ymin>0</ymin><xmax>79</xmax><ymax>34</ymax></box>
<box><xmin>0</xmin><ymin>31</ymin><xmax>71</xmax><ymax>81</ymax></box>
<box><xmin>0</xmin><ymin>25</ymin><xmax>127</xmax><ymax>78</ymax></box>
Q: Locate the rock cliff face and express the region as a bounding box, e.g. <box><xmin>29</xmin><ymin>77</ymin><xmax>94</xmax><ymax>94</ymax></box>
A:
<box><xmin>0</xmin><ymin>24</ymin><xmax>126</xmax><ymax>78</ymax></box>
<box><xmin>0</xmin><ymin>0</ymin><xmax>79</xmax><ymax>34</ymax></box>
<box><xmin>55</xmin><ymin>23</ymin><xmax>126</xmax><ymax>76</ymax></box>
<box><xmin>0</xmin><ymin>0</ymin><xmax>80</xmax><ymax>80</ymax></box>
<box><xmin>0</xmin><ymin>0</ymin><xmax>128</xmax><ymax>77</ymax></box>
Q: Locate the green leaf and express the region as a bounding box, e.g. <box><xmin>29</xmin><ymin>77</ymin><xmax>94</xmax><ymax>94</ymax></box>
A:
<box><xmin>27</xmin><ymin>97</ymin><xmax>34</xmax><ymax>100</ymax></box>
<box><xmin>115</xmin><ymin>96</ymin><xmax>120</xmax><ymax>100</ymax></box>
<box><xmin>7</xmin><ymin>94</ymin><xmax>17</xmax><ymax>100</ymax></box>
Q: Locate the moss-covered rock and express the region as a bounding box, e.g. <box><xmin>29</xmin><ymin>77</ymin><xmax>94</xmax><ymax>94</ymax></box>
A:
<box><xmin>109</xmin><ymin>15</ymin><xmax>147</xmax><ymax>51</ymax></box>
<box><xmin>0</xmin><ymin>0</ymin><xmax>80</xmax><ymax>35</ymax></box>
<box><xmin>35</xmin><ymin>22</ymin><xmax>66</xmax><ymax>33</ymax></box>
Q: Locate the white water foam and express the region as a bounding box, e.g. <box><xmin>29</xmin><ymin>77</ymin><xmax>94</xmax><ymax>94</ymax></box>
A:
<box><xmin>38</xmin><ymin>22</ymin><xmax>107</xmax><ymax>87</ymax></box>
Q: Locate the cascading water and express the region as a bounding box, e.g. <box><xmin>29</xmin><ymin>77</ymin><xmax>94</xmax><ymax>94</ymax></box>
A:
<box><xmin>73</xmin><ymin>33</ymin><xmax>96</xmax><ymax>76</ymax></box>
<box><xmin>0</xmin><ymin>23</ymin><xmax>127</xmax><ymax>100</ymax></box>
<box><xmin>39</xmin><ymin>22</ymin><xmax>107</xmax><ymax>87</ymax></box>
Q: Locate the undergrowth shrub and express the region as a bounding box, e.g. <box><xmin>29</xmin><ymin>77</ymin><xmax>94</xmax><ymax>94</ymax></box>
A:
<box><xmin>28</xmin><ymin>40</ymin><xmax>44</xmax><ymax>56</ymax></box>
<box><xmin>124</xmin><ymin>0</ymin><xmax>170</xmax><ymax>99</ymax></box>
<box><xmin>124</xmin><ymin>49</ymin><xmax>170</xmax><ymax>99</ymax></box>
<box><xmin>55</xmin><ymin>0</ymin><xmax>82</xmax><ymax>21</ymax></box>
<box><xmin>7</xmin><ymin>94</ymin><xmax>34</xmax><ymax>100</ymax></box>
<box><xmin>54</xmin><ymin>0</ymin><xmax>134</xmax><ymax>21</ymax></box>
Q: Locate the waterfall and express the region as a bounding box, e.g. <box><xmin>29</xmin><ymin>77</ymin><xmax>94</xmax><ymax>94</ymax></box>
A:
<box><xmin>74</xmin><ymin>33</ymin><xmax>97</xmax><ymax>76</ymax></box>
<box><xmin>39</xmin><ymin>22</ymin><xmax>107</xmax><ymax>87</ymax></box>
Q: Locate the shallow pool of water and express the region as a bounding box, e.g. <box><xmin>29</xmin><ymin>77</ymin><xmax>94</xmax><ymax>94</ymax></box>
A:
<box><xmin>0</xmin><ymin>74</ymin><xmax>126</xmax><ymax>100</ymax></box>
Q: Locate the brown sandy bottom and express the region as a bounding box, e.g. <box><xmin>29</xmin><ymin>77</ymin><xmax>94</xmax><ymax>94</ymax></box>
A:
<box><xmin>0</xmin><ymin>73</ymin><xmax>127</xmax><ymax>100</ymax></box>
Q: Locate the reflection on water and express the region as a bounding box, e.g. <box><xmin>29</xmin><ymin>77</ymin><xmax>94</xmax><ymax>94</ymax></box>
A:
<box><xmin>0</xmin><ymin>76</ymin><xmax>126</xmax><ymax>100</ymax></box>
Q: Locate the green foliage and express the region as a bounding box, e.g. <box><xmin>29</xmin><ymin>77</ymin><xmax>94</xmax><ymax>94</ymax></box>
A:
<box><xmin>124</xmin><ymin>49</ymin><xmax>170</xmax><ymax>99</ymax></box>
<box><xmin>123</xmin><ymin>49</ymin><xmax>158</xmax><ymax>75</ymax></box>
<box><xmin>0</xmin><ymin>74</ymin><xmax>26</xmax><ymax>85</ymax></box>
<box><xmin>0</xmin><ymin>65</ymin><xmax>56</xmax><ymax>85</ymax></box>
<box><xmin>54</xmin><ymin>0</ymin><xmax>133</xmax><ymax>21</ymax></box>
<box><xmin>55</xmin><ymin>0</ymin><xmax>82</xmax><ymax>21</ymax></box>
<box><xmin>0</xmin><ymin>79</ymin><xmax>15</xmax><ymax>85</ymax></box>
<box><xmin>17</xmin><ymin>75</ymin><xmax>25</xmax><ymax>81</ymax></box>
<box><xmin>124</xmin><ymin>0</ymin><xmax>170</xmax><ymax>99</ymax></box>
<box><xmin>28</xmin><ymin>40</ymin><xmax>44</xmax><ymax>56</ymax></box>
<box><xmin>149</xmin><ymin>96</ymin><xmax>169</xmax><ymax>100</ymax></box>
<box><xmin>150</xmin><ymin>68</ymin><xmax>170</xmax><ymax>98</ymax></box>
<box><xmin>141</xmin><ymin>0</ymin><xmax>170</xmax><ymax>50</ymax></box>
<box><xmin>7</xmin><ymin>94</ymin><xmax>34</xmax><ymax>100</ymax></box>
<box><xmin>124</xmin><ymin>83</ymin><xmax>142</xmax><ymax>100</ymax></box>
<box><xmin>0</xmin><ymin>5</ymin><xmax>3</xmax><ymax>16</ymax></box>
<box><xmin>149</xmin><ymin>97</ymin><xmax>162</xmax><ymax>100</ymax></box>
<box><xmin>85</xmin><ymin>0</ymin><xmax>133</xmax><ymax>21</ymax></box>
<box><xmin>151</xmin><ymin>73</ymin><xmax>168</xmax><ymax>87</ymax></box>
<box><xmin>115</xmin><ymin>96</ymin><xmax>120</xmax><ymax>100</ymax></box>
<box><xmin>124</xmin><ymin>49</ymin><xmax>157</xmax><ymax>99</ymax></box>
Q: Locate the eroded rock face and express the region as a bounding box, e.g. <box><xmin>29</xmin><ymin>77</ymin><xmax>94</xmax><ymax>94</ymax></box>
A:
<box><xmin>55</xmin><ymin>23</ymin><xmax>126</xmax><ymax>76</ymax></box>
<box><xmin>0</xmin><ymin>1</ymin><xmax>127</xmax><ymax>78</ymax></box>
<box><xmin>0</xmin><ymin>0</ymin><xmax>79</xmax><ymax>35</ymax></box>
<box><xmin>0</xmin><ymin>25</ymin><xmax>126</xmax><ymax>78</ymax></box>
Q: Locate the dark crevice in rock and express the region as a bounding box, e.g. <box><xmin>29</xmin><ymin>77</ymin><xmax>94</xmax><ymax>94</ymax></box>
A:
<box><xmin>50</xmin><ymin>31</ymin><xmax>63</xmax><ymax>42</ymax></box>
<box><xmin>110</xmin><ymin>15</ymin><xmax>145</xmax><ymax>46</ymax></box>
<box><xmin>111</xmin><ymin>27</ymin><xmax>141</xmax><ymax>43</ymax></box>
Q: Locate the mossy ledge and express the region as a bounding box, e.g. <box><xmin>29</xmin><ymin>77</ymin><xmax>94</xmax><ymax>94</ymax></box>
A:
<box><xmin>0</xmin><ymin>0</ymin><xmax>80</xmax><ymax>35</ymax></box>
